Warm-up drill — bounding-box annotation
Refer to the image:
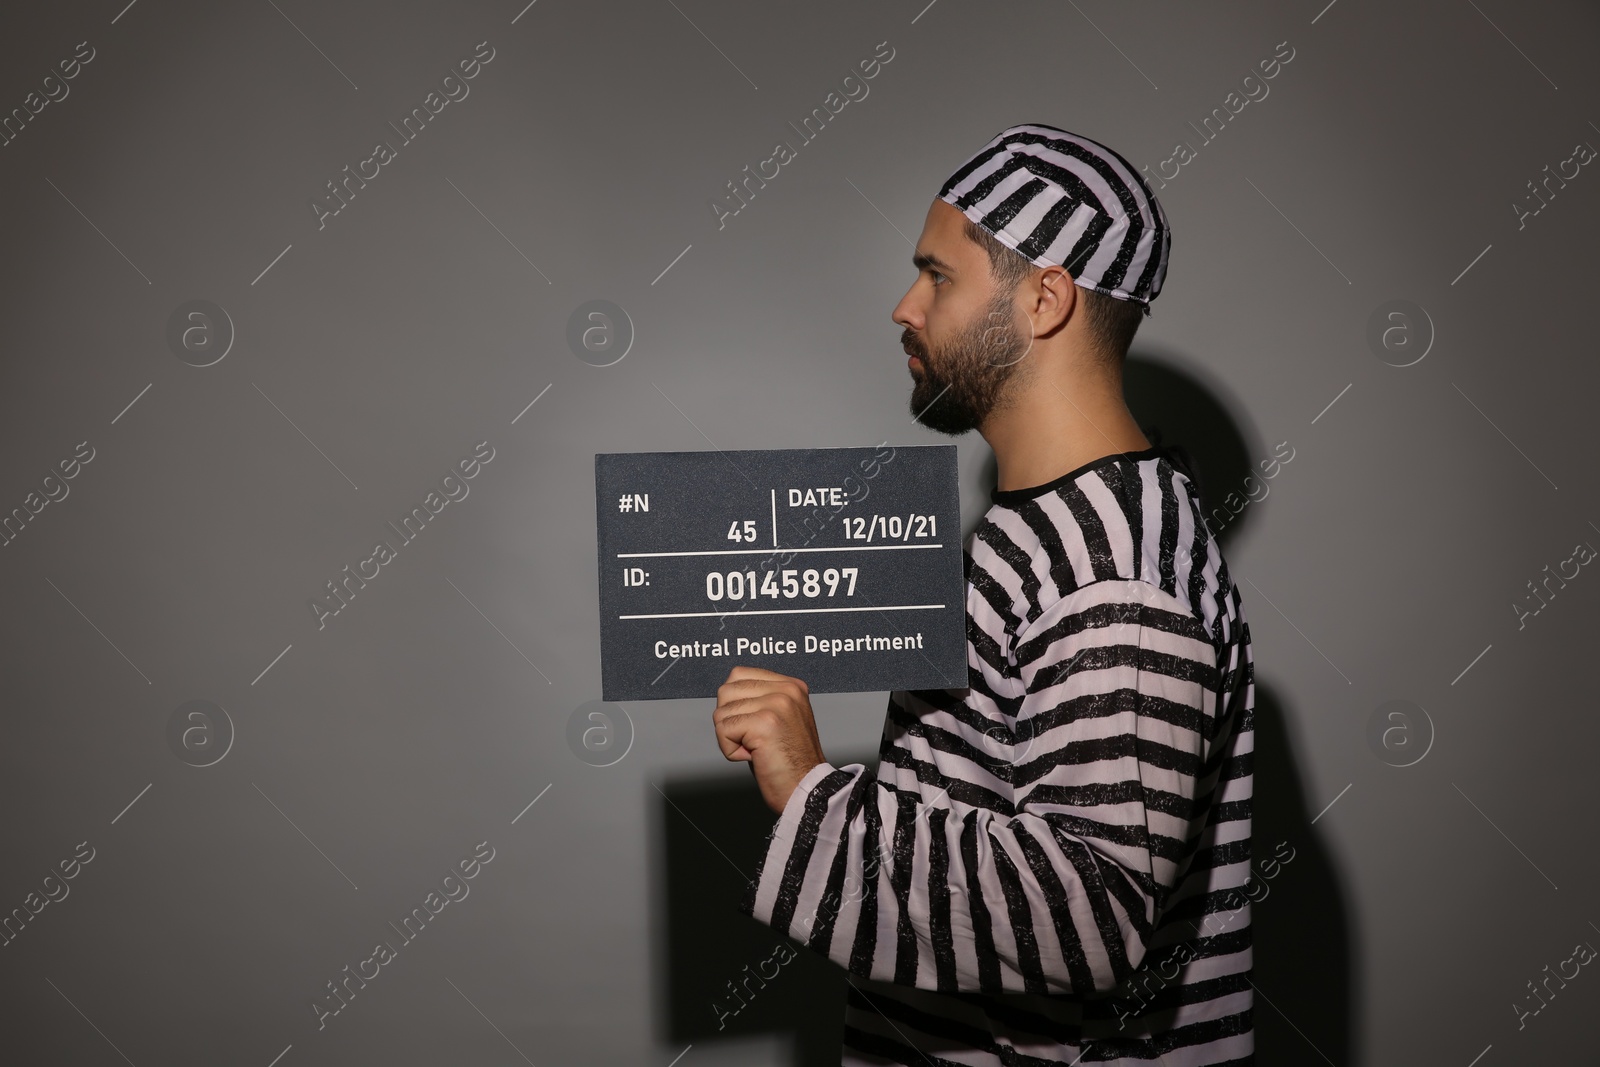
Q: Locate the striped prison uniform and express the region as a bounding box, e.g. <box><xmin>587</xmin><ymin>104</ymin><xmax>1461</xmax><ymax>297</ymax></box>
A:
<box><xmin>740</xmin><ymin>445</ymin><xmax>1255</xmax><ymax>1064</ymax></box>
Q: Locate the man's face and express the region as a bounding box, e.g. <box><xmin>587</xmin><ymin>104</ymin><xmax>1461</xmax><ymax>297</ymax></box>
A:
<box><xmin>891</xmin><ymin>200</ymin><xmax>1033</xmax><ymax>436</ymax></box>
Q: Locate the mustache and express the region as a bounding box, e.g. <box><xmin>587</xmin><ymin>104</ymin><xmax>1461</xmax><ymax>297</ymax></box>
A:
<box><xmin>901</xmin><ymin>328</ymin><xmax>927</xmax><ymax>359</ymax></box>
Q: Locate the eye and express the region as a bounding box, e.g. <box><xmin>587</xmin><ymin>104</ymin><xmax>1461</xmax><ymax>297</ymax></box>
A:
<box><xmin>929</xmin><ymin>270</ymin><xmax>948</xmax><ymax>286</ymax></box>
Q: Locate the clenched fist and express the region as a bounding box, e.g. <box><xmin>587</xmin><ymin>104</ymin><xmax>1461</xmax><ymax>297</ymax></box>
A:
<box><xmin>712</xmin><ymin>666</ymin><xmax>827</xmax><ymax>814</ymax></box>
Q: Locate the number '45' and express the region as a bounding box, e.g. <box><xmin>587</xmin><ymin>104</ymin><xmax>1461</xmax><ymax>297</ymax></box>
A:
<box><xmin>727</xmin><ymin>520</ymin><xmax>757</xmax><ymax>543</ymax></box>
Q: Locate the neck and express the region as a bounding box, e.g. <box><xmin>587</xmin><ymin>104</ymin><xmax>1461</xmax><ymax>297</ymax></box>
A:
<box><xmin>980</xmin><ymin>360</ymin><xmax>1151</xmax><ymax>492</ymax></box>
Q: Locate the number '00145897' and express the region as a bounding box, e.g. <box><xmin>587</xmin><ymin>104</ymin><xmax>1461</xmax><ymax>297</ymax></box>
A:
<box><xmin>706</xmin><ymin>567</ymin><xmax>857</xmax><ymax>602</ymax></box>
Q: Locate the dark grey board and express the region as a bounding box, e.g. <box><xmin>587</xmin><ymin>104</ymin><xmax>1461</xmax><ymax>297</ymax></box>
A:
<box><xmin>595</xmin><ymin>445</ymin><xmax>967</xmax><ymax>700</ymax></box>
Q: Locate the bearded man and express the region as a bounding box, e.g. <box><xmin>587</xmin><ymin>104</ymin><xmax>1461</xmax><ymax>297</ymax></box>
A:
<box><xmin>712</xmin><ymin>124</ymin><xmax>1256</xmax><ymax>1066</ymax></box>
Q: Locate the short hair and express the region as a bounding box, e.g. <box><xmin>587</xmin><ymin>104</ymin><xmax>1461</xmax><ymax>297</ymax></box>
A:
<box><xmin>961</xmin><ymin>217</ymin><xmax>1145</xmax><ymax>365</ymax></box>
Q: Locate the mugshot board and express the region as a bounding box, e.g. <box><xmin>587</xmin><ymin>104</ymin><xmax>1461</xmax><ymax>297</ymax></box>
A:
<box><xmin>594</xmin><ymin>445</ymin><xmax>967</xmax><ymax>701</ymax></box>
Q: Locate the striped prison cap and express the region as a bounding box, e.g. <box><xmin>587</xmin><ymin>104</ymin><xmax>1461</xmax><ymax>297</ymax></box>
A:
<box><xmin>937</xmin><ymin>123</ymin><xmax>1171</xmax><ymax>314</ymax></box>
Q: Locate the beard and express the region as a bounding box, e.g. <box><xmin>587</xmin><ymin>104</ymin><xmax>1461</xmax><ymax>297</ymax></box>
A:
<box><xmin>906</xmin><ymin>291</ymin><xmax>1033</xmax><ymax>435</ymax></box>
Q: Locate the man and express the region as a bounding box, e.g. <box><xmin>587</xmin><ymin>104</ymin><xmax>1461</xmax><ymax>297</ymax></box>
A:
<box><xmin>712</xmin><ymin>124</ymin><xmax>1255</xmax><ymax>1065</ymax></box>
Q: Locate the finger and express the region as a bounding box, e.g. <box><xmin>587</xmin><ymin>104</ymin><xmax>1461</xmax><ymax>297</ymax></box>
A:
<box><xmin>716</xmin><ymin>678</ymin><xmax>773</xmax><ymax>704</ymax></box>
<box><xmin>729</xmin><ymin>671</ymin><xmax>808</xmax><ymax>698</ymax></box>
<box><xmin>714</xmin><ymin>698</ymin><xmax>771</xmax><ymax>743</ymax></box>
<box><xmin>717</xmin><ymin>677</ymin><xmax>808</xmax><ymax>708</ymax></box>
<box><xmin>713</xmin><ymin>703</ymin><xmax>761</xmax><ymax>755</ymax></box>
<box><xmin>717</xmin><ymin>679</ymin><xmax>785</xmax><ymax>706</ymax></box>
<box><xmin>712</xmin><ymin>720</ymin><xmax>753</xmax><ymax>761</ymax></box>
<box><xmin>716</xmin><ymin>707</ymin><xmax>773</xmax><ymax>755</ymax></box>
<box><xmin>725</xmin><ymin>666</ymin><xmax>811</xmax><ymax>695</ymax></box>
<box><xmin>727</xmin><ymin>664</ymin><xmax>799</xmax><ymax>684</ymax></box>
<box><xmin>714</xmin><ymin>685</ymin><xmax>804</xmax><ymax>724</ymax></box>
<box><xmin>713</xmin><ymin>693</ymin><xmax>775</xmax><ymax>727</ymax></box>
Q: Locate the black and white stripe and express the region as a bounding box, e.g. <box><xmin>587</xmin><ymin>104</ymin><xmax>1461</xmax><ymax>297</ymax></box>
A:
<box><xmin>937</xmin><ymin>123</ymin><xmax>1172</xmax><ymax>314</ymax></box>
<box><xmin>740</xmin><ymin>445</ymin><xmax>1254</xmax><ymax>1065</ymax></box>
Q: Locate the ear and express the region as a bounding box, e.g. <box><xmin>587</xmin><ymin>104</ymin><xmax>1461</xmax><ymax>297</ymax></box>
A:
<box><xmin>1026</xmin><ymin>265</ymin><xmax>1077</xmax><ymax>337</ymax></box>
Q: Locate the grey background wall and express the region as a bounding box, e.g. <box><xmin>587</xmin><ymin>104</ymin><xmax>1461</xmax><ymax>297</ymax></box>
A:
<box><xmin>1</xmin><ymin>0</ymin><xmax>1596</xmax><ymax>1063</ymax></box>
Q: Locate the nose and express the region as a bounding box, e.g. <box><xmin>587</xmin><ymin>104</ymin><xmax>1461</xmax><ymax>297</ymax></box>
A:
<box><xmin>891</xmin><ymin>283</ymin><xmax>922</xmax><ymax>332</ymax></box>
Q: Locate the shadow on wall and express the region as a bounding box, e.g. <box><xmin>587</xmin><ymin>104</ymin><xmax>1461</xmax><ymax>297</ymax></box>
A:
<box><xmin>648</xmin><ymin>350</ymin><xmax>1351</xmax><ymax>1064</ymax></box>
<box><xmin>650</xmin><ymin>759</ymin><xmax>866</xmax><ymax>1067</ymax></box>
<box><xmin>1125</xmin><ymin>346</ymin><xmax>1270</xmax><ymax>552</ymax></box>
<box><xmin>1250</xmin><ymin>680</ymin><xmax>1356</xmax><ymax>1066</ymax></box>
<box><xmin>1126</xmin><ymin>348</ymin><xmax>1355</xmax><ymax>1063</ymax></box>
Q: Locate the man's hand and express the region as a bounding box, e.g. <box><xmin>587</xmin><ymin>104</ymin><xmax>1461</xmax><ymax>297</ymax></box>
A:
<box><xmin>713</xmin><ymin>666</ymin><xmax>826</xmax><ymax>815</ymax></box>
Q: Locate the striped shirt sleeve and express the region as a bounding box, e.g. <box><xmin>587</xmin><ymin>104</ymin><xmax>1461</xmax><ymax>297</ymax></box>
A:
<box><xmin>738</xmin><ymin>577</ymin><xmax>1218</xmax><ymax>997</ymax></box>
